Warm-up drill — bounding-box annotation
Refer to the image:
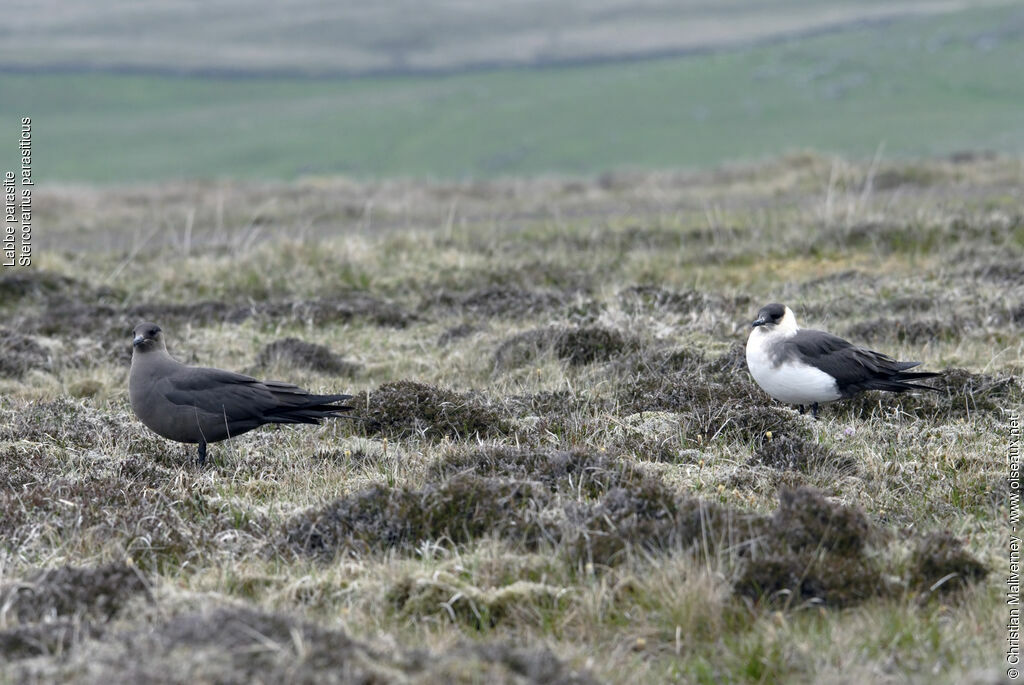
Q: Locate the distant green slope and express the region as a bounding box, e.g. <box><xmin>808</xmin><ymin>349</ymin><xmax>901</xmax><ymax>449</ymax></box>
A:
<box><xmin>1</xmin><ymin>4</ymin><xmax>1022</xmax><ymax>183</ymax></box>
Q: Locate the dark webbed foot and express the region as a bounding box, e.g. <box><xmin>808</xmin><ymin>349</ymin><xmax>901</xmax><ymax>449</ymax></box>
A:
<box><xmin>811</xmin><ymin>403</ymin><xmax>820</xmax><ymax>419</ymax></box>
<box><xmin>197</xmin><ymin>442</ymin><xmax>207</xmax><ymax>466</ymax></box>
<box><xmin>798</xmin><ymin>405</ymin><xmax>806</xmax><ymax>415</ymax></box>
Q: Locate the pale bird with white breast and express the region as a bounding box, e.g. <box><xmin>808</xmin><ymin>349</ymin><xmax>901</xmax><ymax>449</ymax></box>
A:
<box><xmin>745</xmin><ymin>303</ymin><xmax>939</xmax><ymax>417</ymax></box>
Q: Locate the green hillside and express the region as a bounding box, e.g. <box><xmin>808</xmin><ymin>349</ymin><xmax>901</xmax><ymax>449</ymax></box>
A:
<box><xmin>1</xmin><ymin>4</ymin><xmax>1022</xmax><ymax>183</ymax></box>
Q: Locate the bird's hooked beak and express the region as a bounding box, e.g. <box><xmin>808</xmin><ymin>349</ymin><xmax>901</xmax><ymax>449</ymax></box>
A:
<box><xmin>133</xmin><ymin>334</ymin><xmax>146</xmax><ymax>348</ymax></box>
<box><xmin>751</xmin><ymin>317</ymin><xmax>767</xmax><ymax>328</ymax></box>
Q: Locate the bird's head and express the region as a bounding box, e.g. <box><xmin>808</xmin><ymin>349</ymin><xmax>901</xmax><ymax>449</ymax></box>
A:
<box><xmin>751</xmin><ymin>303</ymin><xmax>798</xmax><ymax>333</ymax></box>
<box><xmin>132</xmin><ymin>322</ymin><xmax>165</xmax><ymax>353</ymax></box>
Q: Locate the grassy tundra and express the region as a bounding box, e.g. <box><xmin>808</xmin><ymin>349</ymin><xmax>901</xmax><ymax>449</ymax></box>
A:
<box><xmin>0</xmin><ymin>153</ymin><xmax>1021</xmax><ymax>682</ymax></box>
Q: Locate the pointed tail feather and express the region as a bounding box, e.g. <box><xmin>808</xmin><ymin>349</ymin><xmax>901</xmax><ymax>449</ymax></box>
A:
<box><xmin>865</xmin><ymin>372</ymin><xmax>942</xmax><ymax>394</ymax></box>
<box><xmin>893</xmin><ymin>370</ymin><xmax>941</xmax><ymax>381</ymax></box>
<box><xmin>265</xmin><ymin>393</ymin><xmax>354</xmax><ymax>424</ymax></box>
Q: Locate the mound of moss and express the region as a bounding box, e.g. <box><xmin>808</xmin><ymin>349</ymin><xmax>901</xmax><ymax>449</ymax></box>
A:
<box><xmin>909</xmin><ymin>531</ymin><xmax>988</xmax><ymax>596</ymax></box>
<box><xmin>10</xmin><ymin>604</ymin><xmax>598</xmax><ymax>684</ymax></box>
<box><xmin>734</xmin><ymin>487</ymin><xmax>887</xmax><ymax>608</ymax></box>
<box><xmin>256</xmin><ymin>337</ymin><xmax>360</xmax><ymax>376</ymax></box>
<box><xmin>751</xmin><ymin>435</ymin><xmax>856</xmax><ymax>474</ymax></box>
<box><xmin>0</xmin><ymin>329</ymin><xmax>50</xmax><ymax>378</ymax></box>
<box><xmin>351</xmin><ymin>380</ymin><xmax>510</xmax><ymax>440</ymax></box>
<box><xmin>494</xmin><ymin>325</ymin><xmax>631</xmax><ymax>370</ymax></box>
<box><xmin>0</xmin><ymin>563</ymin><xmax>151</xmax><ymax>661</ymax></box>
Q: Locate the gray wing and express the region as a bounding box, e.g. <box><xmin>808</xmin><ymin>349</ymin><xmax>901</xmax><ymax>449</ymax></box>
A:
<box><xmin>785</xmin><ymin>330</ymin><xmax>919</xmax><ymax>390</ymax></box>
<box><xmin>161</xmin><ymin>366</ymin><xmax>351</xmax><ymax>424</ymax></box>
<box><xmin>159</xmin><ymin>367</ymin><xmax>279</xmax><ymax>423</ymax></box>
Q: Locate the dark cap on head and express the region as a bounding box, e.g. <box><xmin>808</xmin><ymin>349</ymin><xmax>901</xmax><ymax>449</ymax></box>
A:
<box><xmin>751</xmin><ymin>303</ymin><xmax>786</xmax><ymax>328</ymax></box>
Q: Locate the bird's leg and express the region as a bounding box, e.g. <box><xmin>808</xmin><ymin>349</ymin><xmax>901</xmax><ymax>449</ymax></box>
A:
<box><xmin>798</xmin><ymin>405</ymin><xmax>806</xmax><ymax>415</ymax></box>
<box><xmin>811</xmin><ymin>403</ymin><xmax>819</xmax><ymax>419</ymax></box>
<box><xmin>197</xmin><ymin>441</ymin><xmax>207</xmax><ymax>467</ymax></box>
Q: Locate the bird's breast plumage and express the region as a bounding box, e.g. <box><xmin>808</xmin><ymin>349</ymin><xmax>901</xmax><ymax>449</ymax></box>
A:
<box><xmin>746</xmin><ymin>327</ymin><xmax>842</xmax><ymax>405</ymax></box>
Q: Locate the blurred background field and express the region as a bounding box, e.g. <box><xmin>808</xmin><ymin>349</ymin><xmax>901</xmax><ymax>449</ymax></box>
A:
<box><xmin>1</xmin><ymin>1</ymin><xmax>1022</xmax><ymax>182</ymax></box>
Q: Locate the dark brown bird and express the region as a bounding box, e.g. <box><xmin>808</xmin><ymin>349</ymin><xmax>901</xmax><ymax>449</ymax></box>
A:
<box><xmin>129</xmin><ymin>322</ymin><xmax>352</xmax><ymax>465</ymax></box>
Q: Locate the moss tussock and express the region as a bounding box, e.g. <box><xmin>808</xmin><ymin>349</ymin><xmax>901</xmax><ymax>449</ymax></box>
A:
<box><xmin>734</xmin><ymin>487</ymin><xmax>886</xmax><ymax>607</ymax></box>
<box><xmin>283</xmin><ymin>474</ymin><xmax>548</xmax><ymax>559</ymax></box>
<box><xmin>351</xmin><ymin>380</ymin><xmax>510</xmax><ymax>440</ymax></box>
<box><xmin>284</xmin><ymin>448</ymin><xmax>757</xmax><ymax>568</ymax></box>
<box><xmin>256</xmin><ymin>337</ymin><xmax>360</xmax><ymax>376</ymax></box>
<box><xmin>0</xmin><ymin>329</ymin><xmax>50</xmax><ymax>378</ymax></box>
<box><xmin>752</xmin><ymin>435</ymin><xmax>855</xmax><ymax>474</ymax></box>
<box><xmin>909</xmin><ymin>531</ymin><xmax>988</xmax><ymax>596</ymax></box>
<box><xmin>426</xmin><ymin>286</ymin><xmax>569</xmax><ymax>319</ymax></box>
<box><xmin>494</xmin><ymin>325</ymin><xmax>631</xmax><ymax>370</ymax></box>
<box><xmin>0</xmin><ymin>563</ymin><xmax>151</xmax><ymax>660</ymax></box>
<box><xmin>11</xmin><ymin>604</ymin><xmax>598</xmax><ymax>684</ymax></box>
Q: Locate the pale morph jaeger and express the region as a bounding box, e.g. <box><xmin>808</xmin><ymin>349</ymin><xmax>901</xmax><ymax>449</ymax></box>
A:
<box><xmin>129</xmin><ymin>322</ymin><xmax>352</xmax><ymax>465</ymax></box>
<box><xmin>745</xmin><ymin>303</ymin><xmax>939</xmax><ymax>417</ymax></box>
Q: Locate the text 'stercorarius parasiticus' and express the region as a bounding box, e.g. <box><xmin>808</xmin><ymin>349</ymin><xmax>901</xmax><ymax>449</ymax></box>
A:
<box><xmin>129</xmin><ymin>322</ymin><xmax>352</xmax><ymax>465</ymax></box>
<box><xmin>745</xmin><ymin>304</ymin><xmax>939</xmax><ymax>417</ymax></box>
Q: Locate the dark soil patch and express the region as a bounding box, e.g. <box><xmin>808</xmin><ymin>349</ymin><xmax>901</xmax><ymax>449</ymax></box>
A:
<box><xmin>350</xmin><ymin>380</ymin><xmax>510</xmax><ymax>440</ymax></box>
<box><xmin>614</xmin><ymin>348</ymin><xmax>808</xmax><ymax>444</ymax></box>
<box><xmin>256</xmin><ymin>337</ymin><xmax>360</xmax><ymax>376</ymax></box>
<box><xmin>561</xmin><ymin>481</ymin><xmax>752</xmax><ymax>568</ymax></box>
<box><xmin>494</xmin><ymin>325</ymin><xmax>633</xmax><ymax>370</ymax></box>
<box><xmin>493</xmin><ymin>328</ymin><xmax>554</xmax><ymax>369</ymax></box>
<box><xmin>556</xmin><ymin>326</ymin><xmax>631</xmax><ymax>366</ymax></box>
<box><xmin>908</xmin><ymin>531</ymin><xmax>988</xmax><ymax>596</ymax></box>
<box><xmin>930</xmin><ymin>368</ymin><xmax>1023</xmax><ymax>412</ymax></box>
<box><xmin>0</xmin><ymin>328</ymin><xmax>50</xmax><ymax>377</ymax></box>
<box><xmin>706</xmin><ymin>343</ymin><xmax>748</xmax><ymax>374</ymax></box>
<box><xmin>0</xmin><ymin>620</ymin><xmax>85</xmax><ymax>661</ymax></box>
<box><xmin>723</xmin><ymin>406</ymin><xmax>810</xmax><ymax>444</ymax></box>
<box><xmin>770</xmin><ymin>487</ymin><xmax>874</xmax><ymax>556</ymax></box>
<box><xmin>501</xmin><ymin>389</ymin><xmax>610</xmax><ymax>446</ymax></box>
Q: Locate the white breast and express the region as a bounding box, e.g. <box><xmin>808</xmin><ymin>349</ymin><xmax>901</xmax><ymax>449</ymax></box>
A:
<box><xmin>746</xmin><ymin>329</ymin><xmax>842</xmax><ymax>405</ymax></box>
